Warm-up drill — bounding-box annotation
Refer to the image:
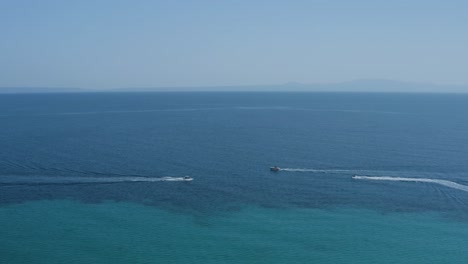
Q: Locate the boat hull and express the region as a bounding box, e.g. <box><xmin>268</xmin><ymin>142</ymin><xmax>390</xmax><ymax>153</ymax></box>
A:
<box><xmin>270</xmin><ymin>167</ymin><xmax>280</xmax><ymax>172</ymax></box>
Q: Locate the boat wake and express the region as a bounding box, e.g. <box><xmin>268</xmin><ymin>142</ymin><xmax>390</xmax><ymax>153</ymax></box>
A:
<box><xmin>0</xmin><ymin>175</ymin><xmax>192</xmax><ymax>186</ymax></box>
<box><xmin>276</xmin><ymin>167</ymin><xmax>468</xmax><ymax>194</ymax></box>
<box><xmin>280</xmin><ymin>168</ymin><xmax>360</xmax><ymax>173</ymax></box>
<box><xmin>276</xmin><ymin>168</ymin><xmax>452</xmax><ymax>177</ymax></box>
<box><xmin>353</xmin><ymin>176</ymin><xmax>468</xmax><ymax>193</ymax></box>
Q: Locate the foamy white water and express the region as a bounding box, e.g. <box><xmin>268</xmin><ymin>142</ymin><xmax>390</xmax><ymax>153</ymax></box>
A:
<box><xmin>281</xmin><ymin>168</ymin><xmax>357</xmax><ymax>173</ymax></box>
<box><xmin>353</xmin><ymin>176</ymin><xmax>468</xmax><ymax>193</ymax></box>
<box><xmin>0</xmin><ymin>175</ymin><xmax>191</xmax><ymax>185</ymax></box>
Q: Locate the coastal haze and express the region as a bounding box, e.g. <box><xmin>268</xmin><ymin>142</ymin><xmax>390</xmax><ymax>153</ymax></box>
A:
<box><xmin>1</xmin><ymin>79</ymin><xmax>468</xmax><ymax>93</ymax></box>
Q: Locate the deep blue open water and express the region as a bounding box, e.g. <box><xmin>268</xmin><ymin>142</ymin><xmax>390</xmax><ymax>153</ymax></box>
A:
<box><xmin>1</xmin><ymin>92</ymin><xmax>468</xmax><ymax>263</ymax></box>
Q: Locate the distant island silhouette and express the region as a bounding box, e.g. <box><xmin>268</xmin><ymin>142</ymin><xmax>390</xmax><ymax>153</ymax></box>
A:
<box><xmin>1</xmin><ymin>80</ymin><xmax>467</xmax><ymax>93</ymax></box>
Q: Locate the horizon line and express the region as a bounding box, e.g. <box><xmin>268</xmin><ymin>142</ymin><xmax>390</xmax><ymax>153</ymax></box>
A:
<box><xmin>1</xmin><ymin>79</ymin><xmax>468</xmax><ymax>91</ymax></box>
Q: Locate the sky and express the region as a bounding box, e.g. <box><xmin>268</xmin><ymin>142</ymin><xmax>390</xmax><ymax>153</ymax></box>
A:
<box><xmin>1</xmin><ymin>0</ymin><xmax>467</xmax><ymax>89</ymax></box>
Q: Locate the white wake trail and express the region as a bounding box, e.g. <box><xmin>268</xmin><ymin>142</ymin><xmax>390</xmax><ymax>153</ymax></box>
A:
<box><xmin>353</xmin><ymin>176</ymin><xmax>468</xmax><ymax>193</ymax></box>
<box><xmin>0</xmin><ymin>176</ymin><xmax>192</xmax><ymax>185</ymax></box>
<box><xmin>281</xmin><ymin>168</ymin><xmax>357</xmax><ymax>173</ymax></box>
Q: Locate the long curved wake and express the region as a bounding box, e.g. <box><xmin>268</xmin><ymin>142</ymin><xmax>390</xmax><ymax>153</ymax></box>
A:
<box><xmin>277</xmin><ymin>167</ymin><xmax>468</xmax><ymax>193</ymax></box>
<box><xmin>0</xmin><ymin>175</ymin><xmax>191</xmax><ymax>186</ymax></box>
<box><xmin>353</xmin><ymin>176</ymin><xmax>468</xmax><ymax>193</ymax></box>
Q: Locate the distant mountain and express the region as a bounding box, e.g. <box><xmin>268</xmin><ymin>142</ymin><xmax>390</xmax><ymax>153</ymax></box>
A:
<box><xmin>320</xmin><ymin>79</ymin><xmax>468</xmax><ymax>93</ymax></box>
<box><xmin>120</xmin><ymin>80</ymin><xmax>468</xmax><ymax>93</ymax></box>
<box><xmin>0</xmin><ymin>87</ymin><xmax>83</xmax><ymax>94</ymax></box>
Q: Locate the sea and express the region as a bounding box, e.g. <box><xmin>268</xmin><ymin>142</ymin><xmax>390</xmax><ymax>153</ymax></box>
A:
<box><xmin>1</xmin><ymin>92</ymin><xmax>468</xmax><ymax>263</ymax></box>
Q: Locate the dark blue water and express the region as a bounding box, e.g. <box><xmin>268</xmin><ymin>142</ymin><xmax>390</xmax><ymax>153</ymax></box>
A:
<box><xmin>1</xmin><ymin>92</ymin><xmax>468</xmax><ymax>263</ymax></box>
<box><xmin>1</xmin><ymin>92</ymin><xmax>467</xmax><ymax>212</ymax></box>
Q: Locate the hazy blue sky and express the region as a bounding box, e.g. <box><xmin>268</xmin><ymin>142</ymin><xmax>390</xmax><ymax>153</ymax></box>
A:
<box><xmin>1</xmin><ymin>0</ymin><xmax>467</xmax><ymax>89</ymax></box>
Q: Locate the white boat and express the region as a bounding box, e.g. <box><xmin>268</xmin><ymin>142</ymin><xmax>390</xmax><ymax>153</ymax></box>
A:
<box><xmin>160</xmin><ymin>176</ymin><xmax>193</xmax><ymax>181</ymax></box>
<box><xmin>183</xmin><ymin>176</ymin><xmax>193</xmax><ymax>181</ymax></box>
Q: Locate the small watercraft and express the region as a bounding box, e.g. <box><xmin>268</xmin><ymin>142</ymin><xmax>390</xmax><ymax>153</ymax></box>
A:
<box><xmin>270</xmin><ymin>166</ymin><xmax>280</xmax><ymax>172</ymax></box>
<box><xmin>183</xmin><ymin>176</ymin><xmax>193</xmax><ymax>181</ymax></box>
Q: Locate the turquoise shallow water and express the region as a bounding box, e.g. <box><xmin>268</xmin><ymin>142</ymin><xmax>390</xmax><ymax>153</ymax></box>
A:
<box><xmin>1</xmin><ymin>92</ymin><xmax>468</xmax><ymax>262</ymax></box>
<box><xmin>1</xmin><ymin>200</ymin><xmax>468</xmax><ymax>264</ymax></box>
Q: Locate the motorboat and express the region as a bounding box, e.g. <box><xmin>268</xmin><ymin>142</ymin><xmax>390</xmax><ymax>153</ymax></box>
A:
<box><xmin>183</xmin><ymin>176</ymin><xmax>193</xmax><ymax>181</ymax></box>
<box><xmin>270</xmin><ymin>166</ymin><xmax>280</xmax><ymax>172</ymax></box>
